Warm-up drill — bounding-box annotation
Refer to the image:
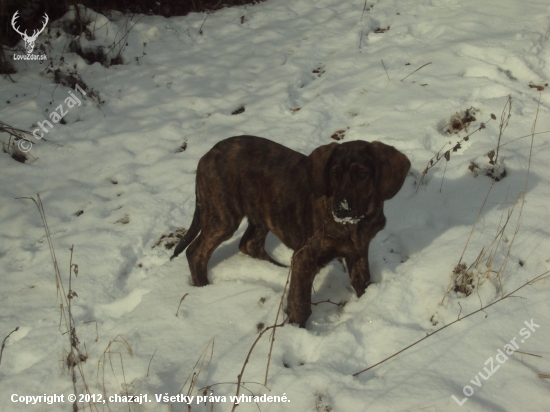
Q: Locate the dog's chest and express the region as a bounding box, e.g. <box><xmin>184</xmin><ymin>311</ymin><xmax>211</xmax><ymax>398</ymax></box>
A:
<box><xmin>314</xmin><ymin>222</ymin><xmax>361</xmax><ymax>256</ymax></box>
<box><xmin>314</xmin><ymin>208</ymin><xmax>386</xmax><ymax>256</ymax></box>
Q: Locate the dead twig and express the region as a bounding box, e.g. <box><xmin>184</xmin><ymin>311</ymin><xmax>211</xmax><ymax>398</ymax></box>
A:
<box><xmin>515</xmin><ymin>350</ymin><xmax>541</xmax><ymax>358</ymax></box>
<box><xmin>0</xmin><ymin>327</ymin><xmax>19</xmax><ymax>365</ymax></box>
<box><xmin>381</xmin><ymin>59</ymin><xmax>390</xmax><ymax>81</ymax></box>
<box><xmin>176</xmin><ymin>293</ymin><xmax>189</xmax><ymax>316</ymax></box>
<box><xmin>499</xmin><ymin>130</ymin><xmax>550</xmax><ymax>148</ymax></box>
<box><xmin>198</xmin><ymin>0</ymin><xmax>223</xmax><ymax>34</ymax></box>
<box><xmin>360</xmin><ymin>0</ymin><xmax>369</xmax><ymax>21</ymax></box>
<box><xmin>146</xmin><ymin>349</ymin><xmax>157</xmax><ymax>377</ymax></box>
<box><xmin>231</xmin><ymin>322</ymin><xmax>286</xmax><ymax>412</ymax></box>
<box><xmin>401</xmin><ymin>62</ymin><xmax>432</xmax><ymax>82</ymax></box>
<box><xmin>311</xmin><ymin>299</ymin><xmax>345</xmax><ymax>307</ymax></box>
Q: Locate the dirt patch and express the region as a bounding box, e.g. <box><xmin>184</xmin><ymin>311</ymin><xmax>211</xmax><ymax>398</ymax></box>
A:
<box><xmin>330</xmin><ymin>129</ymin><xmax>346</xmax><ymax>141</ymax></box>
<box><xmin>153</xmin><ymin>228</ymin><xmax>188</xmax><ymax>250</ymax></box>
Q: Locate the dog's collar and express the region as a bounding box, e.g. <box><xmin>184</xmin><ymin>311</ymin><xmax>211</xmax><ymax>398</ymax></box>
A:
<box><xmin>331</xmin><ymin>211</ymin><xmax>364</xmax><ymax>225</ymax></box>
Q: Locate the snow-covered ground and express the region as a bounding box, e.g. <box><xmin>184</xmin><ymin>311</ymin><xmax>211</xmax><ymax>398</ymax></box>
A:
<box><xmin>1</xmin><ymin>0</ymin><xmax>550</xmax><ymax>410</ymax></box>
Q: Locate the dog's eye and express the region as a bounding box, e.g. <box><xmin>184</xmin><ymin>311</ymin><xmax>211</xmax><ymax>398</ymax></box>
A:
<box><xmin>331</xmin><ymin>169</ymin><xmax>340</xmax><ymax>179</ymax></box>
<box><xmin>356</xmin><ymin>170</ymin><xmax>368</xmax><ymax>179</ymax></box>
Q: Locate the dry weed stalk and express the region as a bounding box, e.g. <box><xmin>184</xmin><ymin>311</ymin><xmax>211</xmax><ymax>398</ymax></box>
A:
<box><xmin>484</xmin><ymin>95</ymin><xmax>512</xmax><ymax>180</ymax></box>
<box><xmin>452</xmin><ymin>190</ymin><xmax>523</xmax><ymax>298</ymax></box>
<box><xmin>230</xmin><ymin>321</ymin><xmax>286</xmax><ymax>412</ymax></box>
<box><xmin>178</xmin><ymin>338</ymin><xmax>214</xmax><ymax>411</ymax></box>
<box><xmin>96</xmin><ymin>335</ymin><xmax>133</xmax><ymax>411</ymax></box>
<box><xmin>176</xmin><ymin>293</ymin><xmax>189</xmax><ymax>316</ymax></box>
<box><xmin>515</xmin><ymin>350</ymin><xmax>541</xmax><ymax>358</ymax></box>
<box><xmin>381</xmin><ymin>59</ymin><xmax>390</xmax><ymax>81</ymax></box>
<box><xmin>417</xmin><ymin>114</ymin><xmax>495</xmax><ymax>191</ymax></box>
<box><xmin>498</xmin><ymin>130</ymin><xmax>550</xmax><ymax>148</ymax></box>
<box><xmin>440</xmin><ymin>94</ymin><xmax>539</xmax><ymax>304</ymax></box>
<box><xmin>400</xmin><ymin>62</ymin><xmax>432</xmax><ymax>82</ymax></box>
<box><xmin>360</xmin><ymin>0</ymin><xmax>369</xmax><ymax>21</ymax></box>
<box><xmin>475</xmin><ymin>203</ymin><xmax>516</xmax><ymax>288</ymax></box>
<box><xmin>492</xmin><ymin>95</ymin><xmax>512</xmax><ymax>167</ymax></box>
<box><xmin>0</xmin><ymin>326</ymin><xmax>20</xmax><ymax>365</ymax></box>
<box><xmin>146</xmin><ymin>349</ymin><xmax>157</xmax><ymax>377</ymax></box>
<box><xmin>198</xmin><ymin>0</ymin><xmax>223</xmax><ymax>34</ymax></box>
<box><xmin>497</xmin><ymin>93</ymin><xmax>541</xmax><ymax>280</ymax></box>
<box><xmin>19</xmin><ymin>195</ymin><xmax>96</xmax><ymax>411</ymax></box>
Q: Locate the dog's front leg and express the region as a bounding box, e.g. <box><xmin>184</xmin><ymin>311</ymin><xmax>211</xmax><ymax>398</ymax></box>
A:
<box><xmin>286</xmin><ymin>250</ymin><xmax>319</xmax><ymax>328</ymax></box>
<box><xmin>345</xmin><ymin>253</ymin><xmax>371</xmax><ymax>297</ymax></box>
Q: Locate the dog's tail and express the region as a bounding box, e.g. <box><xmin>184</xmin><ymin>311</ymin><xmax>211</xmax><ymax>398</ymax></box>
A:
<box><xmin>170</xmin><ymin>198</ymin><xmax>201</xmax><ymax>261</ymax></box>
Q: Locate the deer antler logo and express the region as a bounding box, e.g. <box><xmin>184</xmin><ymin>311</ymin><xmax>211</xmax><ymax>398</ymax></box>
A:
<box><xmin>11</xmin><ymin>11</ymin><xmax>49</xmax><ymax>55</ymax></box>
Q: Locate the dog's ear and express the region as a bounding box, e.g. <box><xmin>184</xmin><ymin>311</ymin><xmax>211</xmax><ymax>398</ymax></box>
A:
<box><xmin>370</xmin><ymin>141</ymin><xmax>411</xmax><ymax>200</ymax></box>
<box><xmin>307</xmin><ymin>143</ymin><xmax>338</xmax><ymax>198</ymax></box>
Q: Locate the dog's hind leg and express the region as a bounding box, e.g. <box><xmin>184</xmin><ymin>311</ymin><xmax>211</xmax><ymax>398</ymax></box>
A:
<box><xmin>186</xmin><ymin>219</ymin><xmax>240</xmax><ymax>286</ymax></box>
<box><xmin>239</xmin><ymin>222</ymin><xmax>287</xmax><ymax>267</ymax></box>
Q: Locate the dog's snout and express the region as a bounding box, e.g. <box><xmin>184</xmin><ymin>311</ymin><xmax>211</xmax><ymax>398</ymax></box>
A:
<box><xmin>337</xmin><ymin>198</ymin><xmax>350</xmax><ymax>211</ymax></box>
<box><xmin>333</xmin><ymin>198</ymin><xmax>361</xmax><ymax>219</ymax></box>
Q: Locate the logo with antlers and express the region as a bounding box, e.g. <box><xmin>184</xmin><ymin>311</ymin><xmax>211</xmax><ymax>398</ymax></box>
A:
<box><xmin>11</xmin><ymin>11</ymin><xmax>49</xmax><ymax>55</ymax></box>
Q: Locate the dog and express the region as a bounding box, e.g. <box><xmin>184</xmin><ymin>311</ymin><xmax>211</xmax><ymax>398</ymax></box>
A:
<box><xmin>171</xmin><ymin>135</ymin><xmax>410</xmax><ymax>327</ymax></box>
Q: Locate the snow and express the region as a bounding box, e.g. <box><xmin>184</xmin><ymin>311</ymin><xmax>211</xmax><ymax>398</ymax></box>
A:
<box><xmin>1</xmin><ymin>0</ymin><xmax>550</xmax><ymax>411</ymax></box>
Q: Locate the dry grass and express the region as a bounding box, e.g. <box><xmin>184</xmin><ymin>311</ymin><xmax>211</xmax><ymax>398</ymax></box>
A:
<box><xmin>19</xmin><ymin>195</ymin><xmax>98</xmax><ymax>411</ymax></box>
<box><xmin>441</xmin><ymin>94</ymin><xmax>541</xmax><ymax>305</ymax></box>
<box><xmin>96</xmin><ymin>335</ymin><xmax>134</xmax><ymax>411</ymax></box>
<box><xmin>178</xmin><ymin>338</ymin><xmax>215</xmax><ymax>411</ymax></box>
<box><xmin>417</xmin><ymin>112</ymin><xmax>495</xmax><ymax>191</ymax></box>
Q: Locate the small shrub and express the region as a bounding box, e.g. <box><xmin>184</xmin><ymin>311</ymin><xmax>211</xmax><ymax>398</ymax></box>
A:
<box><xmin>452</xmin><ymin>263</ymin><xmax>474</xmax><ymax>296</ymax></box>
<box><xmin>444</xmin><ymin>107</ymin><xmax>477</xmax><ymax>134</ymax></box>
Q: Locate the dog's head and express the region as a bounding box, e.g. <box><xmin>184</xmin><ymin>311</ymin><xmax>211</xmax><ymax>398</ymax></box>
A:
<box><xmin>307</xmin><ymin>140</ymin><xmax>410</xmax><ymax>224</ymax></box>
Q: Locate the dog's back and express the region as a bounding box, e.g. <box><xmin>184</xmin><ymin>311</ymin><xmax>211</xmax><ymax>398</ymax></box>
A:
<box><xmin>197</xmin><ymin>136</ymin><xmax>314</xmax><ymax>248</ymax></box>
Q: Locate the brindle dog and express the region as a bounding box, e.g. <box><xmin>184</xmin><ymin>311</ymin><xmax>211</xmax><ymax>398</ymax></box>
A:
<box><xmin>171</xmin><ymin>135</ymin><xmax>410</xmax><ymax>327</ymax></box>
